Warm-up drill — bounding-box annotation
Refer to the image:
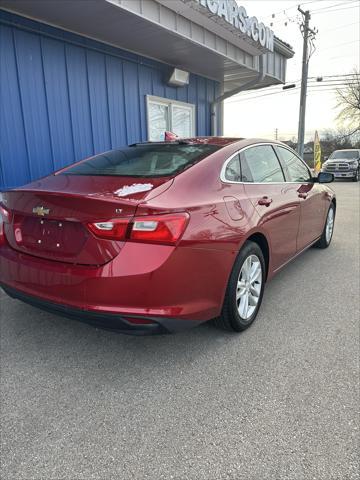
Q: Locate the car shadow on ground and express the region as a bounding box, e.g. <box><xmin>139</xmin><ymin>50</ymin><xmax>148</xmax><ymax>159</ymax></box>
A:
<box><xmin>1</xmin><ymin>245</ymin><xmax>327</xmax><ymax>369</ymax></box>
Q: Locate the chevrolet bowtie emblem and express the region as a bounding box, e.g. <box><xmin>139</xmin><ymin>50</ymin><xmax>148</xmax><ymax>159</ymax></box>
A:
<box><xmin>32</xmin><ymin>206</ymin><xmax>50</xmax><ymax>216</ymax></box>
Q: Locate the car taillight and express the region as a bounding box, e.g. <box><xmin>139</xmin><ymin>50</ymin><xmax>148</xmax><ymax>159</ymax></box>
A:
<box><xmin>87</xmin><ymin>213</ymin><xmax>189</xmax><ymax>245</ymax></box>
<box><xmin>129</xmin><ymin>213</ymin><xmax>189</xmax><ymax>245</ymax></box>
<box><xmin>0</xmin><ymin>204</ymin><xmax>11</xmax><ymax>222</ymax></box>
<box><xmin>87</xmin><ymin>218</ymin><xmax>130</xmax><ymax>241</ymax></box>
<box><xmin>0</xmin><ymin>221</ymin><xmax>4</xmax><ymax>245</ymax></box>
<box><xmin>0</xmin><ymin>204</ymin><xmax>11</xmax><ymax>245</ymax></box>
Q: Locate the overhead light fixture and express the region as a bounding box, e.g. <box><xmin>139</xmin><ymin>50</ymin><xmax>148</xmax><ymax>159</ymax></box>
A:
<box><xmin>168</xmin><ymin>68</ymin><xmax>190</xmax><ymax>87</ymax></box>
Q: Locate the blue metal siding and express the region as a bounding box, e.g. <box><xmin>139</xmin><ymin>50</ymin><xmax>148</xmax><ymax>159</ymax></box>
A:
<box><xmin>14</xmin><ymin>29</ymin><xmax>54</xmax><ymax>179</ymax></box>
<box><xmin>123</xmin><ymin>61</ymin><xmax>142</xmax><ymax>146</ymax></box>
<box><xmin>42</xmin><ymin>38</ymin><xmax>76</xmax><ymax>171</ymax></box>
<box><xmin>105</xmin><ymin>56</ymin><xmax>127</xmax><ymax>148</ymax></box>
<box><xmin>1</xmin><ymin>24</ymin><xmax>31</xmax><ymax>187</ymax></box>
<box><xmin>0</xmin><ymin>11</ymin><xmax>220</xmax><ymax>190</ymax></box>
<box><xmin>66</xmin><ymin>45</ymin><xmax>94</xmax><ymax>160</ymax></box>
<box><xmin>87</xmin><ymin>51</ymin><xmax>112</xmax><ymax>154</ymax></box>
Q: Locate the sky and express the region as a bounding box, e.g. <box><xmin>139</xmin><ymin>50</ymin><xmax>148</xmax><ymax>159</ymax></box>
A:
<box><xmin>223</xmin><ymin>0</ymin><xmax>360</xmax><ymax>142</ymax></box>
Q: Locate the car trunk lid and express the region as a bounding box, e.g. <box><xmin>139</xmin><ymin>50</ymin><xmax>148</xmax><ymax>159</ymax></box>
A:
<box><xmin>1</xmin><ymin>175</ymin><xmax>173</xmax><ymax>265</ymax></box>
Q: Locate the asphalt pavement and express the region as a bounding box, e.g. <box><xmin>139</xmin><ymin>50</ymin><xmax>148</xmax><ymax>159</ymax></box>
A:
<box><xmin>1</xmin><ymin>180</ymin><xmax>359</xmax><ymax>480</ymax></box>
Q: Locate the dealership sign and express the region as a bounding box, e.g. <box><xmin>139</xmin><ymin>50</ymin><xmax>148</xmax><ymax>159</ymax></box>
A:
<box><xmin>195</xmin><ymin>0</ymin><xmax>274</xmax><ymax>52</ymax></box>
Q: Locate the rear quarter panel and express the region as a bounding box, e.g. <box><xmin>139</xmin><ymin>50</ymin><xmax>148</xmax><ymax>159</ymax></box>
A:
<box><xmin>135</xmin><ymin>146</ymin><xmax>263</xmax><ymax>253</ymax></box>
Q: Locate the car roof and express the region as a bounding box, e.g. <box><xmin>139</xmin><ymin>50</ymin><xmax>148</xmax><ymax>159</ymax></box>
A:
<box><xmin>132</xmin><ymin>137</ymin><xmax>292</xmax><ymax>148</ymax></box>
<box><xmin>131</xmin><ymin>137</ymin><xmax>243</xmax><ymax>147</ymax></box>
<box><xmin>131</xmin><ymin>138</ymin><xmax>299</xmax><ymax>154</ymax></box>
<box><xmin>180</xmin><ymin>137</ymin><xmax>243</xmax><ymax>146</ymax></box>
<box><xmin>168</xmin><ymin>137</ymin><xmax>284</xmax><ymax>147</ymax></box>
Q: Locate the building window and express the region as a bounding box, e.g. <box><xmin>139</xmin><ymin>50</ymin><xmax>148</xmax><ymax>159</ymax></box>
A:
<box><xmin>146</xmin><ymin>96</ymin><xmax>195</xmax><ymax>141</ymax></box>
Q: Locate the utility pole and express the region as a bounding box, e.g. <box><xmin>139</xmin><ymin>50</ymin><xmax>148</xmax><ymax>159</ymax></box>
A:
<box><xmin>297</xmin><ymin>7</ymin><xmax>317</xmax><ymax>158</ymax></box>
<box><xmin>275</xmin><ymin>128</ymin><xmax>278</xmax><ymax>140</ymax></box>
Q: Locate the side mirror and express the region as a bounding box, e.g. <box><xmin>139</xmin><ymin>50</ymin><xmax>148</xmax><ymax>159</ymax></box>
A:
<box><xmin>324</xmin><ymin>156</ymin><xmax>328</xmax><ymax>161</ymax></box>
<box><xmin>317</xmin><ymin>172</ymin><xmax>334</xmax><ymax>183</ymax></box>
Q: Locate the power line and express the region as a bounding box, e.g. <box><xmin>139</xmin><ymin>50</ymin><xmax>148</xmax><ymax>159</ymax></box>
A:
<box><xmin>232</xmin><ymin>75</ymin><xmax>360</xmax><ymax>97</ymax></box>
<box><xmin>299</xmin><ymin>0</ymin><xmax>338</xmax><ymax>8</ymax></box>
<box><xmin>307</xmin><ymin>80</ymin><xmax>358</xmax><ymax>84</ymax></box>
<box><xmin>315</xmin><ymin>74</ymin><xmax>359</xmax><ymax>78</ymax></box>
<box><xmin>309</xmin><ymin>0</ymin><xmax>358</xmax><ymax>13</ymax></box>
<box><xmin>238</xmin><ymin>80</ymin><xmax>352</xmax><ymax>95</ymax></box>
<box><xmin>227</xmin><ymin>90</ymin><xmax>298</xmax><ymax>103</ymax></box>
<box><xmin>307</xmin><ymin>81</ymin><xmax>359</xmax><ymax>84</ymax></box>
<box><xmin>225</xmin><ymin>89</ymin><xmax>345</xmax><ymax>106</ymax></box>
<box><xmin>259</xmin><ymin>0</ymin><xmax>358</xmax><ymax>30</ymax></box>
<box><xmin>226</xmin><ymin>79</ymin><xmax>357</xmax><ymax>101</ymax></box>
<box><xmin>266</xmin><ymin>0</ymin><xmax>357</xmax><ymax>26</ymax></box>
<box><xmin>319</xmin><ymin>21</ymin><xmax>359</xmax><ymax>33</ymax></box>
<box><xmin>312</xmin><ymin>3</ymin><xmax>360</xmax><ymax>14</ymax></box>
<box><xmin>240</xmin><ymin>75</ymin><xmax>358</xmax><ymax>92</ymax></box>
<box><xmin>307</xmin><ymin>86</ymin><xmax>353</xmax><ymax>91</ymax></box>
<box><xmin>327</xmin><ymin>53</ymin><xmax>360</xmax><ymax>61</ymax></box>
<box><xmin>317</xmin><ymin>40</ymin><xmax>360</xmax><ymax>51</ymax></box>
<box><xmin>226</xmin><ymin>88</ymin><xmax>355</xmax><ymax>104</ymax></box>
<box><xmin>307</xmin><ymin>82</ymin><xmax>358</xmax><ymax>86</ymax></box>
<box><xmin>226</xmin><ymin>83</ymin><xmax>355</xmax><ymax>104</ymax></box>
<box><xmin>263</xmin><ymin>0</ymin><xmax>339</xmax><ymax>20</ymax></box>
<box><xmin>225</xmin><ymin>75</ymin><xmax>359</xmax><ymax>101</ymax></box>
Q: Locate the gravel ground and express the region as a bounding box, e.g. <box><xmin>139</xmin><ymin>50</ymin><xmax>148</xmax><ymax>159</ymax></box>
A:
<box><xmin>0</xmin><ymin>180</ymin><xmax>359</xmax><ymax>480</ymax></box>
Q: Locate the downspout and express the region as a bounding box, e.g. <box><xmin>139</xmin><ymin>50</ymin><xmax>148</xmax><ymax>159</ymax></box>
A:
<box><xmin>210</xmin><ymin>55</ymin><xmax>266</xmax><ymax>136</ymax></box>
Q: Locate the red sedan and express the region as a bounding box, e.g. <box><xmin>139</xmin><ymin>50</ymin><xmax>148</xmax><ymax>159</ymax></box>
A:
<box><xmin>0</xmin><ymin>138</ymin><xmax>335</xmax><ymax>334</ymax></box>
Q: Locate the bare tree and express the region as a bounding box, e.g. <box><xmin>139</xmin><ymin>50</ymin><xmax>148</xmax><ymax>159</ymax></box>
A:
<box><xmin>336</xmin><ymin>70</ymin><xmax>360</xmax><ymax>135</ymax></box>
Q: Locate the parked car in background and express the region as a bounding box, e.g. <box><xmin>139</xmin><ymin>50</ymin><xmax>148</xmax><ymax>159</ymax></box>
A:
<box><xmin>322</xmin><ymin>149</ymin><xmax>360</xmax><ymax>181</ymax></box>
<box><xmin>0</xmin><ymin>138</ymin><xmax>335</xmax><ymax>335</ymax></box>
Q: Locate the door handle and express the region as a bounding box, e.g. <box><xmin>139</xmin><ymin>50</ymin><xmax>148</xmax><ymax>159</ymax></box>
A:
<box><xmin>258</xmin><ymin>196</ymin><xmax>273</xmax><ymax>206</ymax></box>
<box><xmin>298</xmin><ymin>192</ymin><xmax>308</xmax><ymax>199</ymax></box>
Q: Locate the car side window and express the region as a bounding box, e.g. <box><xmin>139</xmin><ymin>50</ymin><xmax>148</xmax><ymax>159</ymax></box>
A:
<box><xmin>224</xmin><ymin>154</ymin><xmax>241</xmax><ymax>182</ymax></box>
<box><xmin>240</xmin><ymin>145</ymin><xmax>285</xmax><ymax>183</ymax></box>
<box><xmin>276</xmin><ymin>147</ymin><xmax>312</xmax><ymax>182</ymax></box>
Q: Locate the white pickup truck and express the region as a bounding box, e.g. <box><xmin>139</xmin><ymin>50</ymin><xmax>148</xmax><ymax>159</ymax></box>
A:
<box><xmin>322</xmin><ymin>149</ymin><xmax>360</xmax><ymax>182</ymax></box>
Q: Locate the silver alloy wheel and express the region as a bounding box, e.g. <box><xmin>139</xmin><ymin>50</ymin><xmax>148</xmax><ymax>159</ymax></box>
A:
<box><xmin>325</xmin><ymin>207</ymin><xmax>334</xmax><ymax>244</ymax></box>
<box><xmin>236</xmin><ymin>254</ymin><xmax>262</xmax><ymax>320</ymax></box>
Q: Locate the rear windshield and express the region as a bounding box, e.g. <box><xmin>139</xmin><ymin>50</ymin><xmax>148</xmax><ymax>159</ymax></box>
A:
<box><xmin>329</xmin><ymin>151</ymin><xmax>359</xmax><ymax>160</ymax></box>
<box><xmin>61</xmin><ymin>144</ymin><xmax>220</xmax><ymax>177</ymax></box>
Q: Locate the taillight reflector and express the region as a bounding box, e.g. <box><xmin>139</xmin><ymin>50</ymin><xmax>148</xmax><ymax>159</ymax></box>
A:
<box><xmin>87</xmin><ymin>213</ymin><xmax>189</xmax><ymax>245</ymax></box>
<box><xmin>124</xmin><ymin>317</ymin><xmax>156</xmax><ymax>325</ymax></box>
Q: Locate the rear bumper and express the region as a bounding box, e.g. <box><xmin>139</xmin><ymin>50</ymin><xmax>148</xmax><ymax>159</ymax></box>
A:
<box><xmin>1</xmin><ymin>284</ymin><xmax>200</xmax><ymax>334</ymax></box>
<box><xmin>0</xmin><ymin>242</ymin><xmax>234</xmax><ymax>333</ymax></box>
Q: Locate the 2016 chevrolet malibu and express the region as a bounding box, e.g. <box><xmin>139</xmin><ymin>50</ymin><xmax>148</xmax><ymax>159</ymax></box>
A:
<box><xmin>0</xmin><ymin>138</ymin><xmax>335</xmax><ymax>334</ymax></box>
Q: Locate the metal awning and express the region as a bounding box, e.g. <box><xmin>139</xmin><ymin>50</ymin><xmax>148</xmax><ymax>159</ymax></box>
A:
<box><xmin>0</xmin><ymin>0</ymin><xmax>294</xmax><ymax>93</ymax></box>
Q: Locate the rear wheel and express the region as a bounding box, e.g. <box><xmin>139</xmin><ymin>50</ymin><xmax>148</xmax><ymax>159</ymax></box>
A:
<box><xmin>314</xmin><ymin>204</ymin><xmax>335</xmax><ymax>249</ymax></box>
<box><xmin>214</xmin><ymin>241</ymin><xmax>266</xmax><ymax>332</ymax></box>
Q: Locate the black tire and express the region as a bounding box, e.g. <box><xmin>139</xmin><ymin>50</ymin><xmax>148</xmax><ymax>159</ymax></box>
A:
<box><xmin>214</xmin><ymin>241</ymin><xmax>266</xmax><ymax>332</ymax></box>
<box><xmin>352</xmin><ymin>170</ymin><xmax>359</xmax><ymax>182</ymax></box>
<box><xmin>314</xmin><ymin>203</ymin><xmax>335</xmax><ymax>249</ymax></box>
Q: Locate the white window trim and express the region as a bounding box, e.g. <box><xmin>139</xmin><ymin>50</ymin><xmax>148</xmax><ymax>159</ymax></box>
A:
<box><xmin>146</xmin><ymin>95</ymin><xmax>196</xmax><ymax>141</ymax></box>
<box><xmin>220</xmin><ymin>143</ymin><xmax>313</xmax><ymax>184</ymax></box>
